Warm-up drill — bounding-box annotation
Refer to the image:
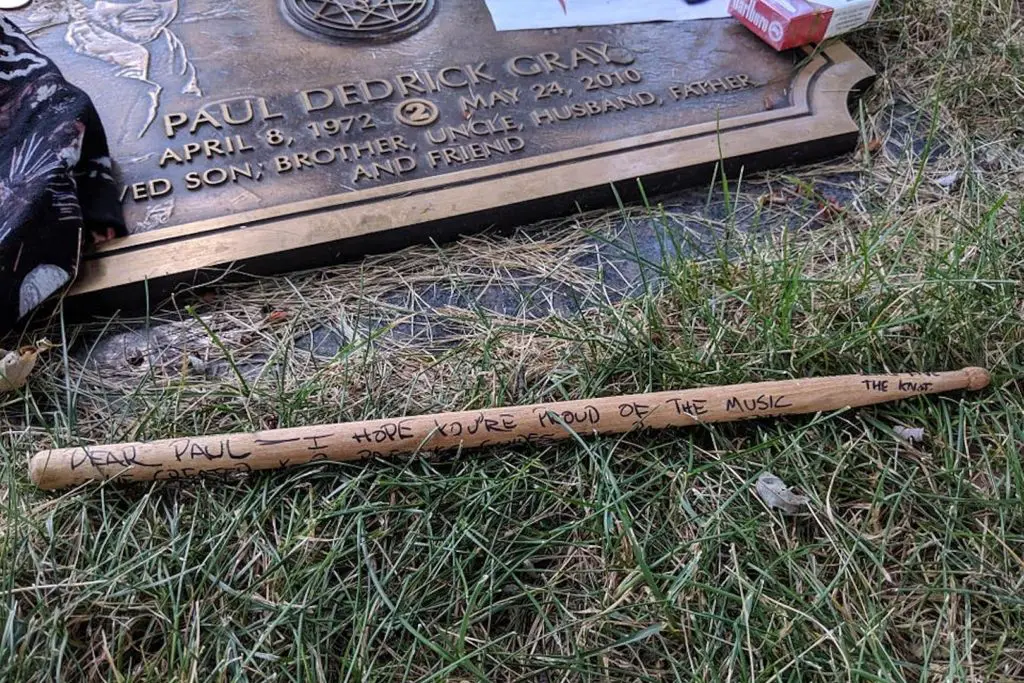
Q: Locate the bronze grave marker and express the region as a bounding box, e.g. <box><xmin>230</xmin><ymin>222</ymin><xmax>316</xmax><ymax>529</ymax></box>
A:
<box><xmin>11</xmin><ymin>0</ymin><xmax>873</xmax><ymax>310</ymax></box>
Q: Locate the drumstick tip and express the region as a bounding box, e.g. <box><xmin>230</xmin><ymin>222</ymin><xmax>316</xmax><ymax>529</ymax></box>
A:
<box><xmin>963</xmin><ymin>367</ymin><xmax>991</xmax><ymax>391</ymax></box>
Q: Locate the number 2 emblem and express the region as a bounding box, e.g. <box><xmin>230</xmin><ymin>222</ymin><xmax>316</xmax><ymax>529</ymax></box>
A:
<box><xmin>395</xmin><ymin>98</ymin><xmax>440</xmax><ymax>127</ymax></box>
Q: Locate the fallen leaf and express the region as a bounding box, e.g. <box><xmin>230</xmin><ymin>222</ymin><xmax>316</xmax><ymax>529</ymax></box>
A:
<box><xmin>758</xmin><ymin>190</ymin><xmax>789</xmax><ymax>207</ymax></box>
<box><xmin>755</xmin><ymin>472</ymin><xmax>810</xmax><ymax>515</ymax></box>
<box><xmin>818</xmin><ymin>198</ymin><xmax>845</xmax><ymax>221</ymax></box>
<box><xmin>266</xmin><ymin>310</ymin><xmax>289</xmax><ymax>324</ymax></box>
<box><xmin>959</xmin><ymin>245</ymin><xmax>980</xmax><ymax>266</ymax></box>
<box><xmin>934</xmin><ymin>171</ymin><xmax>962</xmax><ymax>189</ymax></box>
<box><xmin>0</xmin><ymin>341</ymin><xmax>53</xmax><ymax>393</ymax></box>
<box><xmin>893</xmin><ymin>425</ymin><xmax>925</xmax><ymax>444</ymax></box>
<box><xmin>855</xmin><ymin>137</ymin><xmax>883</xmax><ymax>161</ymax></box>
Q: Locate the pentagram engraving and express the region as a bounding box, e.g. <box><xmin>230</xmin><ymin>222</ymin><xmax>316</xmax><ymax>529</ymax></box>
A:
<box><xmin>283</xmin><ymin>0</ymin><xmax>437</xmax><ymax>43</ymax></box>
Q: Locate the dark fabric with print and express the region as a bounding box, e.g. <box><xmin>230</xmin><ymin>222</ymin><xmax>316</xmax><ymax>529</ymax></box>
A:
<box><xmin>0</xmin><ymin>15</ymin><xmax>125</xmax><ymax>338</ymax></box>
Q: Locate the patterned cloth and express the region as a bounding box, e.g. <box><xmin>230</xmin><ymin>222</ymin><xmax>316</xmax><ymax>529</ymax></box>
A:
<box><xmin>0</xmin><ymin>15</ymin><xmax>125</xmax><ymax>337</ymax></box>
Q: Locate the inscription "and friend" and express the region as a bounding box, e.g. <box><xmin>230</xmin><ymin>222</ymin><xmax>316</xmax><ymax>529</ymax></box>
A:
<box><xmin>122</xmin><ymin>41</ymin><xmax>760</xmax><ymax>205</ymax></box>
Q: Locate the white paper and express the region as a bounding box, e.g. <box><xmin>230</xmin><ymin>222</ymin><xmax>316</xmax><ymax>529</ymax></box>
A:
<box><xmin>483</xmin><ymin>0</ymin><xmax>731</xmax><ymax>31</ymax></box>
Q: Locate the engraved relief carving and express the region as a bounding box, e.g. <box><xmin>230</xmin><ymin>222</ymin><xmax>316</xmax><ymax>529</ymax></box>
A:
<box><xmin>282</xmin><ymin>0</ymin><xmax>437</xmax><ymax>43</ymax></box>
<box><xmin>25</xmin><ymin>0</ymin><xmax>201</xmax><ymax>139</ymax></box>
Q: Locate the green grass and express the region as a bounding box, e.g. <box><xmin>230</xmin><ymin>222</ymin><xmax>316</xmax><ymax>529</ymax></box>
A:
<box><xmin>2</xmin><ymin>0</ymin><xmax>1024</xmax><ymax>679</ymax></box>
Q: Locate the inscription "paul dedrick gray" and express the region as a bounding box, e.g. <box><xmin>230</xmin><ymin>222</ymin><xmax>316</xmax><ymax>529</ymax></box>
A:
<box><xmin>121</xmin><ymin>41</ymin><xmax>759</xmax><ymax>204</ymax></box>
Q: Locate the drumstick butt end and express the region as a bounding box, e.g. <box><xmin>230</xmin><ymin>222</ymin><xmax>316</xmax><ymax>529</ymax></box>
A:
<box><xmin>28</xmin><ymin>451</ymin><xmax>62</xmax><ymax>491</ymax></box>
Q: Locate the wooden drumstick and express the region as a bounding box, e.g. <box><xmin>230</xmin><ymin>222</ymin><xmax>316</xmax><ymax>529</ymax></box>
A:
<box><xmin>28</xmin><ymin>367</ymin><xmax>990</xmax><ymax>490</ymax></box>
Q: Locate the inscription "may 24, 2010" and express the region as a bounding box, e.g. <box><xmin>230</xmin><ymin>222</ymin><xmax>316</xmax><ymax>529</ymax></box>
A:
<box><xmin>123</xmin><ymin>42</ymin><xmax>759</xmax><ymax>206</ymax></box>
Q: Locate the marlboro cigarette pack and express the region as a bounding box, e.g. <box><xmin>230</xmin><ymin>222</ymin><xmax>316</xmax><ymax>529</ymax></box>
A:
<box><xmin>728</xmin><ymin>0</ymin><xmax>877</xmax><ymax>51</ymax></box>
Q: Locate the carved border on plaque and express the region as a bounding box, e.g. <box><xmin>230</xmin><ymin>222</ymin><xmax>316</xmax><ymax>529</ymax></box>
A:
<box><xmin>70</xmin><ymin>43</ymin><xmax>873</xmax><ymax>300</ymax></box>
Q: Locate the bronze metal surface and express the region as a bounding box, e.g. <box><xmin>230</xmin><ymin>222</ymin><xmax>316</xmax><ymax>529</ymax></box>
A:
<box><xmin>10</xmin><ymin>0</ymin><xmax>873</xmax><ymax>309</ymax></box>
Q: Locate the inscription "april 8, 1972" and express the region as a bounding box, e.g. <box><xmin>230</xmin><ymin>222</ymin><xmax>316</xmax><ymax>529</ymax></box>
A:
<box><xmin>122</xmin><ymin>41</ymin><xmax>759</xmax><ymax>205</ymax></box>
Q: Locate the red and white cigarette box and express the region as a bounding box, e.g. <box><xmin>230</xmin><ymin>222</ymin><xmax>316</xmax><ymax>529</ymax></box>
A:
<box><xmin>728</xmin><ymin>0</ymin><xmax>877</xmax><ymax>51</ymax></box>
